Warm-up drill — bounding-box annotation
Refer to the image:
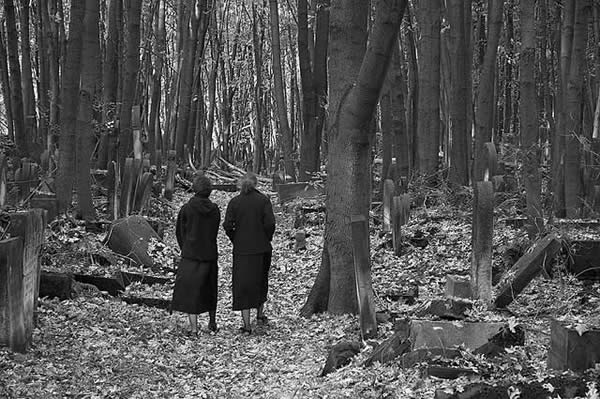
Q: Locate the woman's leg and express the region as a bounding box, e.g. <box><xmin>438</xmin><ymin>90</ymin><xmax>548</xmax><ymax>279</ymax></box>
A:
<box><xmin>241</xmin><ymin>309</ymin><xmax>251</xmax><ymax>332</ymax></box>
<box><xmin>188</xmin><ymin>314</ymin><xmax>198</xmax><ymax>333</ymax></box>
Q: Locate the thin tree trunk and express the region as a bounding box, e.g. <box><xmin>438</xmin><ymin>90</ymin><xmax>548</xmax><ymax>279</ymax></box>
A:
<box><xmin>3</xmin><ymin>0</ymin><xmax>27</xmax><ymax>156</ymax></box>
<box><xmin>520</xmin><ymin>0</ymin><xmax>543</xmax><ymax>235</ymax></box>
<box><xmin>56</xmin><ymin>0</ymin><xmax>86</xmax><ymax>212</ymax></box>
<box><xmin>314</xmin><ymin>0</ymin><xmax>329</xmax><ymax>167</ymax></box>
<box><xmin>252</xmin><ymin>3</ymin><xmax>265</xmax><ymax>174</ymax></box>
<box><xmin>147</xmin><ymin>0</ymin><xmax>165</xmax><ymax>166</ymax></box>
<box><xmin>270</xmin><ymin>0</ymin><xmax>295</xmax><ymax>180</ymax></box>
<box><xmin>37</xmin><ymin>0</ymin><xmax>50</xmax><ymax>153</ymax></box>
<box><xmin>20</xmin><ymin>0</ymin><xmax>36</xmax><ymax>157</ymax></box>
<box><xmin>473</xmin><ymin>0</ymin><xmax>504</xmax><ymax>182</ymax></box>
<box><xmin>390</xmin><ymin>39</ymin><xmax>409</xmax><ymax>179</ymax></box>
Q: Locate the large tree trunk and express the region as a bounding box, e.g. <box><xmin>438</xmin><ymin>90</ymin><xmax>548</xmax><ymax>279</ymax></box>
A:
<box><xmin>390</xmin><ymin>40</ymin><xmax>409</xmax><ymax>179</ymax></box>
<box><xmin>252</xmin><ymin>3</ymin><xmax>265</xmax><ymax>174</ymax></box>
<box><xmin>117</xmin><ymin>0</ymin><xmax>143</xmax><ymax>169</ymax></box>
<box><xmin>56</xmin><ymin>0</ymin><xmax>86</xmax><ymax>212</ymax></box>
<box><xmin>473</xmin><ymin>0</ymin><xmax>504</xmax><ymax>182</ymax></box>
<box><xmin>270</xmin><ymin>0</ymin><xmax>295</xmax><ymax>181</ymax></box>
<box><xmin>36</xmin><ymin>0</ymin><xmax>50</xmax><ymax>154</ymax></box>
<box><xmin>520</xmin><ymin>0</ymin><xmax>543</xmax><ymax>235</ymax></box>
<box><xmin>448</xmin><ymin>0</ymin><xmax>469</xmax><ymax>186</ymax></box>
<box><xmin>302</xmin><ymin>0</ymin><xmax>406</xmax><ymax>317</ymax></box>
<box><xmin>313</xmin><ymin>0</ymin><xmax>329</xmax><ymax>166</ymax></box>
<box><xmin>564</xmin><ymin>0</ymin><xmax>591</xmax><ymax>218</ymax></box>
<box><xmin>3</xmin><ymin>0</ymin><xmax>26</xmax><ymax>156</ymax></box>
<box><xmin>147</xmin><ymin>0</ymin><xmax>166</xmax><ymax>166</ymax></box>
<box><xmin>76</xmin><ymin>0</ymin><xmax>100</xmax><ymax>220</ymax></box>
<box><xmin>416</xmin><ymin>0</ymin><xmax>441</xmax><ymax>177</ymax></box>
<box><xmin>20</xmin><ymin>0</ymin><xmax>36</xmax><ymax>157</ymax></box>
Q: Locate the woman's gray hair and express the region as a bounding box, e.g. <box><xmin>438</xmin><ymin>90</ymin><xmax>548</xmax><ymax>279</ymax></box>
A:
<box><xmin>192</xmin><ymin>174</ymin><xmax>212</xmax><ymax>197</ymax></box>
<box><xmin>239</xmin><ymin>172</ymin><xmax>258</xmax><ymax>194</ymax></box>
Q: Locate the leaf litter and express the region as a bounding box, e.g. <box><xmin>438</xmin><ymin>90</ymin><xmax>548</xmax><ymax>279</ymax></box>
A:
<box><xmin>1</xmin><ymin>184</ymin><xmax>600</xmax><ymax>398</ymax></box>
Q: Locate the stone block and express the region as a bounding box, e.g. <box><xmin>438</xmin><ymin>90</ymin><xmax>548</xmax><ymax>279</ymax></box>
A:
<box><xmin>445</xmin><ymin>275</ymin><xmax>472</xmax><ymax>299</ymax></box>
<box><xmin>548</xmin><ymin>319</ymin><xmax>600</xmax><ymax>372</ymax></box>
<box><xmin>410</xmin><ymin>320</ymin><xmax>504</xmax><ymax>351</ymax></box>
<box><xmin>0</xmin><ymin>238</ymin><xmax>26</xmax><ymax>352</ymax></box>
<box><xmin>566</xmin><ymin>240</ymin><xmax>600</xmax><ymax>281</ymax></box>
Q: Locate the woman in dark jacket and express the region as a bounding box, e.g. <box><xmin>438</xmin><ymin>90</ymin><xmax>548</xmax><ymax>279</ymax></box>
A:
<box><xmin>172</xmin><ymin>175</ymin><xmax>220</xmax><ymax>335</ymax></box>
<box><xmin>223</xmin><ymin>172</ymin><xmax>276</xmax><ymax>334</ymax></box>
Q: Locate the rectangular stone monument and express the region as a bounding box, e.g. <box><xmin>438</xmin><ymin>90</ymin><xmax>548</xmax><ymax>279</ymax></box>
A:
<box><xmin>548</xmin><ymin>319</ymin><xmax>600</xmax><ymax>372</ymax></box>
<box><xmin>0</xmin><ymin>237</ymin><xmax>26</xmax><ymax>352</ymax></box>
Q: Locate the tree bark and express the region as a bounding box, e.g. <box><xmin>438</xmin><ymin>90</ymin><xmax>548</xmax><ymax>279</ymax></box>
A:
<box><xmin>0</xmin><ymin>24</ymin><xmax>13</xmax><ymax>141</ymax></box>
<box><xmin>20</xmin><ymin>0</ymin><xmax>36</xmax><ymax>157</ymax></box>
<box><xmin>56</xmin><ymin>0</ymin><xmax>86</xmax><ymax>212</ymax></box>
<box><xmin>416</xmin><ymin>0</ymin><xmax>441</xmax><ymax>178</ymax></box>
<box><xmin>147</xmin><ymin>0</ymin><xmax>166</xmax><ymax>166</ymax></box>
<box><xmin>252</xmin><ymin>3</ymin><xmax>265</xmax><ymax>174</ymax></box>
<box><xmin>3</xmin><ymin>0</ymin><xmax>26</xmax><ymax>156</ymax></box>
<box><xmin>390</xmin><ymin>39</ymin><xmax>409</xmax><ymax>180</ymax></box>
<box><xmin>270</xmin><ymin>0</ymin><xmax>295</xmax><ymax>181</ymax></box>
<box><xmin>520</xmin><ymin>0</ymin><xmax>543</xmax><ymax>235</ymax></box>
<box><xmin>473</xmin><ymin>0</ymin><xmax>504</xmax><ymax>182</ymax></box>
<box><xmin>313</xmin><ymin>0</ymin><xmax>330</xmax><ymax>167</ymax></box>
<box><xmin>302</xmin><ymin>0</ymin><xmax>406</xmax><ymax>317</ymax></box>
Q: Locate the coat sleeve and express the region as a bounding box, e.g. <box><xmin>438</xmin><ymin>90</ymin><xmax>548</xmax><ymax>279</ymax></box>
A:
<box><xmin>263</xmin><ymin>197</ymin><xmax>276</xmax><ymax>242</ymax></box>
<box><xmin>175</xmin><ymin>206</ymin><xmax>186</xmax><ymax>250</ymax></box>
<box><xmin>223</xmin><ymin>201</ymin><xmax>235</xmax><ymax>241</ymax></box>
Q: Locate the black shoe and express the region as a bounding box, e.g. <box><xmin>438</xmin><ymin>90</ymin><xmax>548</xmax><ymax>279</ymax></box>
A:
<box><xmin>208</xmin><ymin>322</ymin><xmax>218</xmax><ymax>333</ymax></box>
<box><xmin>239</xmin><ymin>326</ymin><xmax>252</xmax><ymax>335</ymax></box>
<box><xmin>257</xmin><ymin>315</ymin><xmax>269</xmax><ymax>325</ymax></box>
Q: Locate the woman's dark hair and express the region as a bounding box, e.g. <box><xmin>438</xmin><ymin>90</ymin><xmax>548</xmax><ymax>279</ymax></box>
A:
<box><xmin>192</xmin><ymin>174</ymin><xmax>212</xmax><ymax>197</ymax></box>
<box><xmin>239</xmin><ymin>172</ymin><xmax>258</xmax><ymax>194</ymax></box>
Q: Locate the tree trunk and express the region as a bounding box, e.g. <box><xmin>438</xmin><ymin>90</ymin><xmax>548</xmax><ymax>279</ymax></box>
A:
<box><xmin>56</xmin><ymin>0</ymin><xmax>86</xmax><ymax>212</ymax></box>
<box><xmin>0</xmin><ymin>24</ymin><xmax>14</xmax><ymax>141</ymax></box>
<box><xmin>76</xmin><ymin>0</ymin><xmax>101</xmax><ymax>220</ymax></box>
<box><xmin>3</xmin><ymin>0</ymin><xmax>27</xmax><ymax>156</ymax></box>
<box><xmin>147</xmin><ymin>0</ymin><xmax>166</xmax><ymax>166</ymax></box>
<box><xmin>117</xmin><ymin>0</ymin><xmax>143</xmax><ymax>169</ymax></box>
<box><xmin>473</xmin><ymin>0</ymin><xmax>504</xmax><ymax>182</ymax></box>
<box><xmin>270</xmin><ymin>0</ymin><xmax>295</xmax><ymax>180</ymax></box>
<box><xmin>298</xmin><ymin>0</ymin><xmax>318</xmax><ymax>181</ymax></box>
<box><xmin>416</xmin><ymin>0</ymin><xmax>441</xmax><ymax>178</ymax></box>
<box><xmin>252</xmin><ymin>3</ymin><xmax>265</xmax><ymax>174</ymax></box>
<box><xmin>302</xmin><ymin>0</ymin><xmax>406</xmax><ymax>317</ymax></box>
<box><xmin>564</xmin><ymin>0</ymin><xmax>590</xmax><ymax>218</ymax></box>
<box><xmin>313</xmin><ymin>0</ymin><xmax>329</xmax><ymax>167</ymax></box>
<box><xmin>405</xmin><ymin>7</ymin><xmax>419</xmax><ymax>172</ymax></box>
<box><xmin>19</xmin><ymin>0</ymin><xmax>36</xmax><ymax>157</ymax></box>
<box><xmin>99</xmin><ymin>0</ymin><xmax>122</xmax><ymax>169</ymax></box>
<box><xmin>390</xmin><ymin>39</ymin><xmax>409</xmax><ymax>180</ymax></box>
<box><xmin>448</xmin><ymin>0</ymin><xmax>469</xmax><ymax>186</ymax></box>
<box><xmin>520</xmin><ymin>0</ymin><xmax>543</xmax><ymax>235</ymax></box>
<box><xmin>36</xmin><ymin>0</ymin><xmax>50</xmax><ymax>154</ymax></box>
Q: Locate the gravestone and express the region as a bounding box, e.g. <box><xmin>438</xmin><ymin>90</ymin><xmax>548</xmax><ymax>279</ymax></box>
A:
<box><xmin>495</xmin><ymin>234</ymin><xmax>561</xmax><ymax>308</ymax></box>
<box><xmin>294</xmin><ymin>229</ymin><xmax>306</xmax><ymax>252</ymax></box>
<box><xmin>566</xmin><ymin>240</ymin><xmax>600</xmax><ymax>280</ymax></box>
<box><xmin>0</xmin><ymin>238</ymin><xmax>26</xmax><ymax>352</ymax></box>
<box><xmin>164</xmin><ymin>150</ymin><xmax>177</xmax><ymax>200</ymax></box>
<box><xmin>382</xmin><ymin>179</ymin><xmax>395</xmax><ymax>233</ymax></box>
<box><xmin>482</xmin><ymin>142</ymin><xmax>498</xmax><ymax>181</ymax></box>
<box><xmin>410</xmin><ymin>320</ymin><xmax>504</xmax><ymax>351</ymax></box>
<box><xmin>104</xmin><ymin>215</ymin><xmax>160</xmax><ymax>268</ymax></box>
<box><xmin>29</xmin><ymin>180</ymin><xmax>58</xmax><ymax>222</ymax></box>
<box><xmin>119</xmin><ymin>158</ymin><xmax>135</xmax><ymax>217</ymax></box>
<box><xmin>392</xmin><ymin>194</ymin><xmax>410</xmax><ymax>256</ymax></box>
<box><xmin>15</xmin><ymin>161</ymin><xmax>38</xmax><ymax>202</ymax></box>
<box><xmin>351</xmin><ymin>215</ymin><xmax>377</xmax><ymax>339</ymax></box>
<box><xmin>276</xmin><ymin>182</ymin><xmax>323</xmax><ymax>204</ymax></box>
<box><xmin>0</xmin><ymin>153</ymin><xmax>7</xmax><ymax>207</ymax></box>
<box><xmin>106</xmin><ymin>161</ymin><xmax>119</xmax><ymax>220</ymax></box>
<box><xmin>133</xmin><ymin>172</ymin><xmax>154</xmax><ymax>212</ymax></box>
<box><xmin>445</xmin><ymin>275</ymin><xmax>472</xmax><ymax>299</ymax></box>
<box><xmin>471</xmin><ymin>181</ymin><xmax>494</xmax><ymax>303</ymax></box>
<box><xmin>548</xmin><ymin>319</ymin><xmax>600</xmax><ymax>372</ymax></box>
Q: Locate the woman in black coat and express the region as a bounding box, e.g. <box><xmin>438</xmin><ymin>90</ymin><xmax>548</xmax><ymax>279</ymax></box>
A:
<box><xmin>172</xmin><ymin>175</ymin><xmax>220</xmax><ymax>334</ymax></box>
<box><xmin>223</xmin><ymin>172</ymin><xmax>275</xmax><ymax>334</ymax></box>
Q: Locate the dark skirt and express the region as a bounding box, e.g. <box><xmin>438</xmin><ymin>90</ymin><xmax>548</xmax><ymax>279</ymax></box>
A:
<box><xmin>171</xmin><ymin>258</ymin><xmax>218</xmax><ymax>314</ymax></box>
<box><xmin>232</xmin><ymin>251</ymin><xmax>271</xmax><ymax>310</ymax></box>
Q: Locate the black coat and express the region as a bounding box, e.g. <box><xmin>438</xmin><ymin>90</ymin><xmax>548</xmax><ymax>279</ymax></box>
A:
<box><xmin>223</xmin><ymin>188</ymin><xmax>275</xmax><ymax>255</ymax></box>
<box><xmin>176</xmin><ymin>194</ymin><xmax>221</xmax><ymax>261</ymax></box>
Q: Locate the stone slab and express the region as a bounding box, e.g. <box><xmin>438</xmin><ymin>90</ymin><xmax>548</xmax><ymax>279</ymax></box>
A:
<box><xmin>0</xmin><ymin>238</ymin><xmax>26</xmax><ymax>352</ymax></box>
<box><xmin>548</xmin><ymin>319</ymin><xmax>600</xmax><ymax>372</ymax></box>
<box><xmin>410</xmin><ymin>320</ymin><xmax>504</xmax><ymax>351</ymax></box>
<box><xmin>276</xmin><ymin>182</ymin><xmax>323</xmax><ymax>204</ymax></box>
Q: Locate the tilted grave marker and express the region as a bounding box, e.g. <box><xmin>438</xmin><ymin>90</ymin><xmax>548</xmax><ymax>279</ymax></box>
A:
<box><xmin>383</xmin><ymin>179</ymin><xmax>395</xmax><ymax>233</ymax></box>
<box><xmin>0</xmin><ymin>238</ymin><xmax>26</xmax><ymax>352</ymax></box>
<box><xmin>106</xmin><ymin>161</ymin><xmax>119</xmax><ymax>220</ymax></box>
<box><xmin>164</xmin><ymin>150</ymin><xmax>177</xmax><ymax>200</ymax></box>
<box><xmin>351</xmin><ymin>214</ymin><xmax>377</xmax><ymax>339</ymax></box>
<box><xmin>471</xmin><ymin>181</ymin><xmax>494</xmax><ymax>303</ymax></box>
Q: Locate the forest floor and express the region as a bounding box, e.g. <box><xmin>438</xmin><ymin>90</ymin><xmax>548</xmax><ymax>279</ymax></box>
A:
<box><xmin>1</xmin><ymin>180</ymin><xmax>600</xmax><ymax>398</ymax></box>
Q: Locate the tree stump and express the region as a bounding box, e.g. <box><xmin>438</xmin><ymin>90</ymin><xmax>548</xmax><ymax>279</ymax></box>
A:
<box><xmin>471</xmin><ymin>181</ymin><xmax>494</xmax><ymax>303</ymax></box>
<box><xmin>548</xmin><ymin>319</ymin><xmax>600</xmax><ymax>372</ymax></box>
<box><xmin>382</xmin><ymin>179</ymin><xmax>395</xmax><ymax>233</ymax></box>
<box><xmin>104</xmin><ymin>215</ymin><xmax>161</xmax><ymax>268</ymax></box>
<box><xmin>351</xmin><ymin>215</ymin><xmax>377</xmax><ymax>339</ymax></box>
<box><xmin>392</xmin><ymin>194</ymin><xmax>410</xmax><ymax>256</ymax></box>
<box><xmin>494</xmin><ymin>234</ymin><xmax>561</xmax><ymax>308</ymax></box>
<box><xmin>164</xmin><ymin>150</ymin><xmax>177</xmax><ymax>200</ymax></box>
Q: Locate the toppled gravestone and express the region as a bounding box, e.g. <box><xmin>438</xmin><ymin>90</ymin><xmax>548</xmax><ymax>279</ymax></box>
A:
<box><xmin>104</xmin><ymin>215</ymin><xmax>160</xmax><ymax>268</ymax></box>
<box><xmin>321</xmin><ymin>341</ymin><xmax>361</xmax><ymax>377</ymax></box>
